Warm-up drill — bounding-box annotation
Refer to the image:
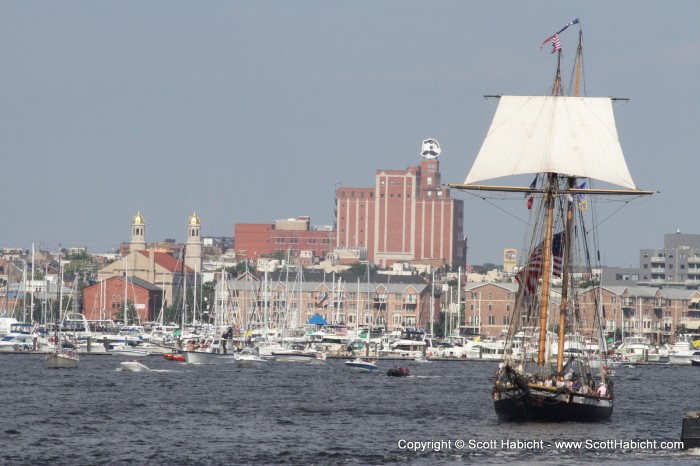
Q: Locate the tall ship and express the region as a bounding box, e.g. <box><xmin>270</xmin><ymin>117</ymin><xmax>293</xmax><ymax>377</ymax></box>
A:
<box><xmin>451</xmin><ymin>19</ymin><xmax>654</xmax><ymax>422</ymax></box>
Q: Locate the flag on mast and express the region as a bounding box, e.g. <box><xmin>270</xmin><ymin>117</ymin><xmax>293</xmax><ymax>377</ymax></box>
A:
<box><xmin>540</xmin><ymin>17</ymin><xmax>579</xmax><ymax>52</ymax></box>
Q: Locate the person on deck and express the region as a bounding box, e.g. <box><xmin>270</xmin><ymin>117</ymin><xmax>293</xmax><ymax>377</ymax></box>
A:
<box><xmin>596</xmin><ymin>382</ymin><xmax>608</xmax><ymax>397</ymax></box>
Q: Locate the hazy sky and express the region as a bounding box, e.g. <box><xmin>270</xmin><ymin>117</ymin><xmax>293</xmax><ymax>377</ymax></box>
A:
<box><xmin>2</xmin><ymin>1</ymin><xmax>698</xmax><ymax>267</ymax></box>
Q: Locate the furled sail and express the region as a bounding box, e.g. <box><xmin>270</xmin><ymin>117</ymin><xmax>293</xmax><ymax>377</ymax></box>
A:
<box><xmin>464</xmin><ymin>96</ymin><xmax>637</xmax><ymax>189</ymax></box>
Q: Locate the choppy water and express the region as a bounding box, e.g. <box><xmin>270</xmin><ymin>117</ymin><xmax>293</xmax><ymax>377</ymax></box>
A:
<box><xmin>1</xmin><ymin>354</ymin><xmax>698</xmax><ymax>465</ymax></box>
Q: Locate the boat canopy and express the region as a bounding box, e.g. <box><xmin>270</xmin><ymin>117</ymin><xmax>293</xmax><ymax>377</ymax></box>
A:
<box><xmin>307</xmin><ymin>313</ymin><xmax>328</xmax><ymax>326</ymax></box>
<box><xmin>464</xmin><ymin>96</ymin><xmax>637</xmax><ymax>189</ymax></box>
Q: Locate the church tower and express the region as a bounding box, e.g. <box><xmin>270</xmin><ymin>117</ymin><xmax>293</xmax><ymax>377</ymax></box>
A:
<box><xmin>130</xmin><ymin>211</ymin><xmax>146</xmax><ymax>252</ymax></box>
<box><xmin>185</xmin><ymin>212</ymin><xmax>202</xmax><ymax>273</ymax></box>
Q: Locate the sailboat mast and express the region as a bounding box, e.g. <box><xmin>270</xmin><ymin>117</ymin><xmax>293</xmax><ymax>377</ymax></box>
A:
<box><xmin>574</xmin><ymin>29</ymin><xmax>583</xmax><ymax>97</ymax></box>
<box><xmin>552</xmin><ymin>50</ymin><xmax>563</xmax><ymax>96</ymax></box>
<box><xmin>536</xmin><ymin>174</ymin><xmax>556</xmax><ymax>368</ymax></box>
<box><xmin>556</xmin><ymin>178</ymin><xmax>575</xmax><ymax>372</ymax></box>
<box><xmin>538</xmin><ymin>47</ymin><xmax>566</xmax><ymax>369</ymax></box>
<box><xmin>124</xmin><ymin>257</ymin><xmax>128</xmax><ymax>325</ymax></box>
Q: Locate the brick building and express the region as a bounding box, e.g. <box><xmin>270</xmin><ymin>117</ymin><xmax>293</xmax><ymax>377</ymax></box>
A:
<box><xmin>227</xmin><ymin>270</ymin><xmax>430</xmax><ymax>332</ymax></box>
<box><xmin>83</xmin><ymin>276</ymin><xmax>163</xmax><ymax>322</ymax></box>
<box><xmin>234</xmin><ymin>217</ymin><xmax>335</xmax><ymax>263</ymax></box>
<box><xmin>336</xmin><ymin>157</ymin><xmax>465</xmax><ymax>268</ymax></box>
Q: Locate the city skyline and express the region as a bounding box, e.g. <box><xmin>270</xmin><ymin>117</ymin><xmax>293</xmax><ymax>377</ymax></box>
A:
<box><xmin>3</xmin><ymin>2</ymin><xmax>698</xmax><ymax>266</ymax></box>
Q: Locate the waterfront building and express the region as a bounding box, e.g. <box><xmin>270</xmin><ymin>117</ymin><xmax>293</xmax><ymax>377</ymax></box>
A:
<box><xmin>226</xmin><ymin>270</ymin><xmax>430</xmax><ymax>332</ymax></box>
<box><xmin>461</xmin><ymin>280</ymin><xmax>700</xmax><ymax>343</ymax></box>
<box><xmin>462</xmin><ymin>282</ymin><xmax>518</xmax><ymax>337</ymax></box>
<box><xmin>83</xmin><ymin>275</ymin><xmax>164</xmax><ymax>322</ymax></box>
<box><xmin>96</xmin><ymin>212</ymin><xmax>201</xmax><ymax>307</ymax></box>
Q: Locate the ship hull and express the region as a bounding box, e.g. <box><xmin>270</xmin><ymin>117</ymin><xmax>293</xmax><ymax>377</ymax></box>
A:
<box><xmin>493</xmin><ymin>385</ymin><xmax>613</xmax><ymax>422</ymax></box>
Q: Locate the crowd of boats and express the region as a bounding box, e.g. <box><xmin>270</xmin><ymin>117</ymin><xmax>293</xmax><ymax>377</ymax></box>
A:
<box><xmin>2</xmin><ymin>312</ymin><xmax>700</xmax><ymax>371</ymax></box>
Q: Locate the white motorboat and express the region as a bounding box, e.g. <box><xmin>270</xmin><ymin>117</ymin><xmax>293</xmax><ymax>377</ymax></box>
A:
<box><xmin>234</xmin><ymin>352</ymin><xmax>269</xmax><ymax>369</ymax></box>
<box><xmin>667</xmin><ymin>337</ymin><xmax>700</xmax><ymax>365</ymax></box>
<box><xmin>120</xmin><ymin>359</ymin><xmax>150</xmax><ymax>372</ymax></box>
<box><xmin>184</xmin><ymin>350</ymin><xmax>237</xmax><ymax>365</ymax></box>
<box><xmin>344</xmin><ymin>357</ymin><xmax>378</xmax><ymax>372</ymax></box>
<box><xmin>272</xmin><ymin>349</ymin><xmax>320</xmax><ymax>363</ymax></box>
<box><xmin>184</xmin><ymin>338</ymin><xmax>237</xmax><ymax>364</ymax></box>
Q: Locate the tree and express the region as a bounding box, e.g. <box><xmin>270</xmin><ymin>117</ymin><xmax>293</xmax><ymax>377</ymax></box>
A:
<box><xmin>346</xmin><ymin>262</ymin><xmax>377</xmax><ymax>275</ymax></box>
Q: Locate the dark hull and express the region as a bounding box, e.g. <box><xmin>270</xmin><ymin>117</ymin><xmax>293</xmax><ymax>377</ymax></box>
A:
<box><xmin>493</xmin><ymin>386</ymin><xmax>613</xmax><ymax>422</ymax></box>
<box><xmin>681</xmin><ymin>414</ymin><xmax>700</xmax><ymax>449</ymax></box>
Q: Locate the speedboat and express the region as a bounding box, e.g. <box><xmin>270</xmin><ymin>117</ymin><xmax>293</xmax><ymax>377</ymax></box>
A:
<box><xmin>272</xmin><ymin>349</ymin><xmax>321</xmax><ymax>363</ymax></box>
<box><xmin>344</xmin><ymin>357</ymin><xmax>378</xmax><ymax>372</ymax></box>
<box><xmin>234</xmin><ymin>352</ymin><xmax>269</xmax><ymax>369</ymax></box>
<box><xmin>163</xmin><ymin>353</ymin><xmax>186</xmax><ymax>362</ymax></box>
<box><xmin>120</xmin><ymin>358</ymin><xmax>150</xmax><ymax>372</ymax></box>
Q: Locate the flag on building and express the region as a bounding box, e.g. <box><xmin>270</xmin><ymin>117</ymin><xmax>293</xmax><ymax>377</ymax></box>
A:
<box><xmin>316</xmin><ymin>292</ymin><xmax>329</xmax><ymax>308</ymax></box>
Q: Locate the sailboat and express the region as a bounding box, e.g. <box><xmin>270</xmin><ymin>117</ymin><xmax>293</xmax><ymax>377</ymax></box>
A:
<box><xmin>450</xmin><ymin>20</ymin><xmax>653</xmax><ymax>422</ymax></box>
<box><xmin>44</xmin><ymin>323</ymin><xmax>79</xmax><ymax>369</ymax></box>
<box><xmin>45</xmin><ymin>259</ymin><xmax>79</xmax><ymax>369</ymax></box>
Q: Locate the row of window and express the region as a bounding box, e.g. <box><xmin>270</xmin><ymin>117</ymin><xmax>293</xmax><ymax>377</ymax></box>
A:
<box><xmin>272</xmin><ymin>238</ymin><xmax>332</xmax><ymax>244</ymax></box>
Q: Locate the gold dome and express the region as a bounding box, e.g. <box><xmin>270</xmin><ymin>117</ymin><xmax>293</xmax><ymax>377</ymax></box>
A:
<box><xmin>188</xmin><ymin>212</ymin><xmax>201</xmax><ymax>225</ymax></box>
<box><xmin>132</xmin><ymin>211</ymin><xmax>145</xmax><ymax>225</ymax></box>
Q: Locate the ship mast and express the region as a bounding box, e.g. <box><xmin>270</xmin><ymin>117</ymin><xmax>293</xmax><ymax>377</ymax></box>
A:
<box><xmin>536</xmin><ymin>174</ymin><xmax>556</xmax><ymax>369</ymax></box>
<box><xmin>554</xmin><ymin>31</ymin><xmax>584</xmax><ymax>374</ymax></box>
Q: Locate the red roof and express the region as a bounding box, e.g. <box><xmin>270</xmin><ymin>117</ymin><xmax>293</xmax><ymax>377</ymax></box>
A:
<box><xmin>136</xmin><ymin>250</ymin><xmax>194</xmax><ymax>273</ymax></box>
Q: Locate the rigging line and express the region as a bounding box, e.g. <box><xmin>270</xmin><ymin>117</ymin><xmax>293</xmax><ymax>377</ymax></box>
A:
<box><xmin>584</xmin><ymin>197</ymin><xmax>640</xmax><ymax>235</ymax></box>
<box><xmin>465</xmin><ymin>191</ymin><xmax>531</xmax><ymax>227</ymax></box>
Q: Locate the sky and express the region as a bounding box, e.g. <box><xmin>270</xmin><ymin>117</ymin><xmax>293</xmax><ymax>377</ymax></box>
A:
<box><xmin>1</xmin><ymin>1</ymin><xmax>699</xmax><ymax>267</ymax></box>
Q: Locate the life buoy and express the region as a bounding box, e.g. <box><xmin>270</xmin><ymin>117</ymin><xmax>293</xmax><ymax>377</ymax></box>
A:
<box><xmin>429</xmin><ymin>351</ymin><xmax>434</xmax><ymax>357</ymax></box>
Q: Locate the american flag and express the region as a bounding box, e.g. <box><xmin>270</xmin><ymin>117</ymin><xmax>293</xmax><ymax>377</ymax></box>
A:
<box><xmin>515</xmin><ymin>232</ymin><xmax>565</xmax><ymax>296</ymax></box>
<box><xmin>550</xmin><ymin>34</ymin><xmax>561</xmax><ymax>54</ymax></box>
<box><xmin>540</xmin><ymin>18</ymin><xmax>578</xmax><ymax>53</ymax></box>
<box><xmin>316</xmin><ymin>292</ymin><xmax>329</xmax><ymax>308</ymax></box>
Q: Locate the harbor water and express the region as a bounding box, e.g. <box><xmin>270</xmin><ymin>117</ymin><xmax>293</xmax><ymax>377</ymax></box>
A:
<box><xmin>1</xmin><ymin>354</ymin><xmax>698</xmax><ymax>465</ymax></box>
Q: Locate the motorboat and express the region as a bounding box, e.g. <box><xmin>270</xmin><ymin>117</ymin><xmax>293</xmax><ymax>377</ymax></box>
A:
<box><xmin>272</xmin><ymin>348</ymin><xmax>323</xmax><ymax>363</ymax></box>
<box><xmin>120</xmin><ymin>358</ymin><xmax>150</xmax><ymax>372</ymax></box>
<box><xmin>163</xmin><ymin>353</ymin><xmax>186</xmax><ymax>362</ymax></box>
<box><xmin>234</xmin><ymin>350</ymin><xmax>269</xmax><ymax>369</ymax></box>
<box><xmin>667</xmin><ymin>336</ymin><xmax>700</xmax><ymax>365</ymax></box>
<box><xmin>183</xmin><ymin>338</ymin><xmax>237</xmax><ymax>364</ymax></box>
<box><xmin>344</xmin><ymin>357</ymin><xmax>378</xmax><ymax>372</ymax></box>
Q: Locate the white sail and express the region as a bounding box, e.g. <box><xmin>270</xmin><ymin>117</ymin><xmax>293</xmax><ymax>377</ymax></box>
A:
<box><xmin>464</xmin><ymin>96</ymin><xmax>637</xmax><ymax>189</ymax></box>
